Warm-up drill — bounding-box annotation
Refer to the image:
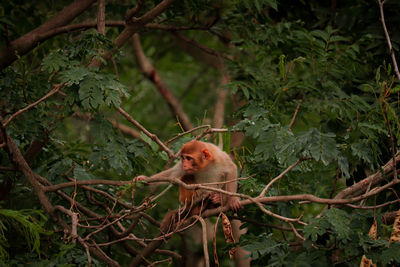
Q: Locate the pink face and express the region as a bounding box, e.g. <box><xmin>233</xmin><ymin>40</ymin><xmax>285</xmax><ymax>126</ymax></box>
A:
<box><xmin>181</xmin><ymin>154</ymin><xmax>198</xmax><ymax>174</ymax></box>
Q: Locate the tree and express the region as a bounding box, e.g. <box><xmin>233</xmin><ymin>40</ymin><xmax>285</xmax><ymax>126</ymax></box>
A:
<box><xmin>0</xmin><ymin>0</ymin><xmax>399</xmax><ymax>266</ymax></box>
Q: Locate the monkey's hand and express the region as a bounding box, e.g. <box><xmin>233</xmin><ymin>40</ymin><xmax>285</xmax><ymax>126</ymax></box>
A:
<box><xmin>227</xmin><ymin>196</ymin><xmax>241</xmax><ymax>212</ymax></box>
<box><xmin>209</xmin><ymin>192</ymin><xmax>222</xmax><ymax>204</ymax></box>
<box><xmin>134</xmin><ymin>175</ymin><xmax>148</xmax><ymax>182</ymax></box>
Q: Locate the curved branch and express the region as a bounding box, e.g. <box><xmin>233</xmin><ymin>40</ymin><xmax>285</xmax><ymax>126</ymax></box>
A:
<box><xmin>43</xmin><ymin>179</ymin><xmax>131</xmax><ymax>192</ymax></box>
<box><xmin>172</xmin><ymin>32</ymin><xmax>234</xmax><ymax>62</ymax></box>
<box><xmin>378</xmin><ymin>0</ymin><xmax>400</xmax><ymax>81</ymax></box>
<box><xmin>3</xmin><ymin>84</ymin><xmax>62</xmax><ymax>127</ymax></box>
<box><xmin>260</xmin><ymin>157</ymin><xmax>312</xmax><ymax>197</ymax></box>
<box><xmin>117</xmin><ymin>107</ymin><xmax>175</xmax><ymax>158</ymax></box>
<box><xmin>334</xmin><ymin>153</ymin><xmax>400</xmax><ymax>199</ymax></box>
<box><xmin>131</xmin><ymin>33</ymin><xmax>193</xmax><ymax>130</ymax></box>
<box><xmin>125</xmin><ymin>0</ymin><xmax>145</xmax><ymax>21</ymax></box>
<box><xmin>192</xmin><ymin>215</ymin><xmax>210</xmax><ymax>267</ymax></box>
<box><xmin>0</xmin><ymin>0</ymin><xmax>97</xmax><ymax>69</ymax></box>
<box><xmin>113</xmin><ymin>0</ymin><xmax>177</xmax><ymax>49</ymax></box>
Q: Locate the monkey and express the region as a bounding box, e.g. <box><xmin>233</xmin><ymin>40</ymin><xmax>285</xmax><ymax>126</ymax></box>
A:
<box><xmin>135</xmin><ymin>140</ymin><xmax>241</xmax><ymax>232</ymax></box>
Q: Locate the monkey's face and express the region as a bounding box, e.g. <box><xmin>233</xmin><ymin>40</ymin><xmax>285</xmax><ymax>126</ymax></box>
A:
<box><xmin>181</xmin><ymin>154</ymin><xmax>198</xmax><ymax>174</ymax></box>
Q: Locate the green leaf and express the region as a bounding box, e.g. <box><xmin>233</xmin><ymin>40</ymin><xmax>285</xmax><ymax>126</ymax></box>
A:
<box><xmin>140</xmin><ymin>132</ymin><xmax>159</xmax><ymax>152</ymax></box>
<box><xmin>60</xmin><ymin>67</ymin><xmax>89</xmax><ymax>85</ymax></box>
<box><xmin>304</xmin><ymin>218</ymin><xmax>328</xmax><ymax>242</ymax></box>
<box><xmin>103</xmin><ymin>138</ymin><xmax>133</xmax><ymax>175</ymax></box>
<box><xmin>90</xmin><ymin>115</ymin><xmax>115</xmax><ymax>143</ymax></box>
<box><xmin>41</xmin><ymin>50</ymin><xmax>69</xmax><ymax>73</ymax></box>
<box><xmin>325</xmin><ymin>208</ymin><xmax>351</xmax><ymax>242</ymax></box>
<box><xmin>311</xmin><ymin>30</ymin><xmax>329</xmax><ymax>41</ymax></box>
<box><xmin>0</xmin><ymin>209</ymin><xmax>50</xmax><ymax>259</ymax></box>
<box><xmin>379</xmin><ymin>244</ymin><xmax>400</xmax><ymax>265</ymax></box>
<box><xmin>391</xmin><ymin>85</ymin><xmax>400</xmax><ymax>93</ymax></box>
<box><xmin>279</xmin><ymin>54</ymin><xmax>286</xmax><ymax>79</ymax></box>
<box><xmin>222</xmin><ymin>131</ymin><xmax>231</xmax><ymax>154</ymax></box>
<box><xmin>338</xmin><ymin>154</ymin><xmax>350</xmax><ymax>178</ymax></box>
<box><xmin>73</xmin><ymin>165</ymin><xmax>93</xmax><ymax>180</ymax></box>
<box><xmin>351</xmin><ymin>142</ymin><xmax>374</xmax><ymax>165</ymax></box>
<box><xmin>329</xmin><ymin>35</ymin><xmax>349</xmax><ymax>42</ymax></box>
<box><xmin>265</xmin><ymin>0</ymin><xmax>278</xmax><ymax>10</ymax></box>
<box><xmin>306</xmin><ymin>129</ymin><xmax>338</xmax><ymax>165</ymax></box>
<box><xmin>242</xmin><ymin>234</ymin><xmax>283</xmax><ymax>260</ymax></box>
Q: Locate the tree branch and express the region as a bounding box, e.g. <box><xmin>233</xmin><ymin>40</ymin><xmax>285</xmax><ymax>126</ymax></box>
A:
<box><xmin>260</xmin><ymin>157</ymin><xmax>312</xmax><ymax>197</ymax></box>
<box><xmin>131</xmin><ymin>33</ymin><xmax>193</xmax><ymax>130</ymax></box>
<box><xmin>192</xmin><ymin>215</ymin><xmax>210</xmax><ymax>267</ymax></box>
<box><xmin>378</xmin><ymin>0</ymin><xmax>400</xmax><ymax>81</ymax></box>
<box><xmin>117</xmin><ymin>107</ymin><xmax>175</xmax><ymax>158</ymax></box>
<box><xmin>0</xmin><ymin>0</ymin><xmax>97</xmax><ymax>69</ymax></box>
<box><xmin>96</xmin><ymin>0</ymin><xmax>106</xmax><ymax>35</ymax></box>
<box><xmin>113</xmin><ymin>0</ymin><xmax>177</xmax><ymax>49</ymax></box>
<box><xmin>3</xmin><ymin>84</ymin><xmax>62</xmax><ymax>127</ymax></box>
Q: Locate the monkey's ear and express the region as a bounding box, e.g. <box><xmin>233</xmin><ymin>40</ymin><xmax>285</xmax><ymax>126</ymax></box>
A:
<box><xmin>202</xmin><ymin>149</ymin><xmax>212</xmax><ymax>160</ymax></box>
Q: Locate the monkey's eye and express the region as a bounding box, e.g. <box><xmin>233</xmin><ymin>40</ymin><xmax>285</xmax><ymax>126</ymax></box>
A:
<box><xmin>181</xmin><ymin>155</ymin><xmax>192</xmax><ymax>161</ymax></box>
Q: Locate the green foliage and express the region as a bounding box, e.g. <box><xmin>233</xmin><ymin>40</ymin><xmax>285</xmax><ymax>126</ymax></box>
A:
<box><xmin>304</xmin><ymin>208</ymin><xmax>351</xmax><ymax>244</ymax></box>
<box><xmin>42</xmin><ymin>32</ymin><xmax>128</xmax><ymax>111</ymax></box>
<box><xmin>242</xmin><ymin>233</ymin><xmax>285</xmax><ymax>261</ymax></box>
<box><xmin>0</xmin><ymin>209</ymin><xmax>50</xmax><ymax>261</ymax></box>
<box><xmin>88</xmin><ymin>116</ymin><xmax>137</xmax><ymax>175</ymax></box>
<box><xmin>7</xmin><ymin>243</ymin><xmax>103</xmax><ymax>267</ymax></box>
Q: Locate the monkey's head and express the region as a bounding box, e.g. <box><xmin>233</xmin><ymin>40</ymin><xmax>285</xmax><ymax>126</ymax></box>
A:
<box><xmin>180</xmin><ymin>140</ymin><xmax>212</xmax><ymax>174</ymax></box>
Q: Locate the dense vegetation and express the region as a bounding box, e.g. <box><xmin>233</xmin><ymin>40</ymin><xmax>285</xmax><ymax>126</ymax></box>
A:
<box><xmin>0</xmin><ymin>0</ymin><xmax>399</xmax><ymax>266</ymax></box>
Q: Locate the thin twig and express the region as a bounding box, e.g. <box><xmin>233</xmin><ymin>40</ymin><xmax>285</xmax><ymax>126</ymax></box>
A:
<box><xmin>192</xmin><ymin>215</ymin><xmax>210</xmax><ymax>267</ymax></box>
<box><xmin>117</xmin><ymin>107</ymin><xmax>174</xmax><ymax>158</ymax></box>
<box><xmin>43</xmin><ymin>179</ymin><xmax>131</xmax><ymax>192</ymax></box>
<box><xmin>131</xmin><ymin>33</ymin><xmax>194</xmax><ymax>130</ymax></box>
<box><xmin>288</xmin><ymin>222</ymin><xmax>305</xmax><ymax>240</ymax></box>
<box><xmin>383</xmin><ymin>103</ymin><xmax>398</xmax><ymax>181</ymax></box>
<box><xmin>288</xmin><ymin>99</ymin><xmax>303</xmax><ymax>131</ymax></box>
<box><xmin>151</xmin><ymin>184</ymin><xmax>173</xmax><ymax>202</ymax></box>
<box><xmin>344</xmin><ymin>198</ymin><xmax>400</xmax><ymax>209</ymax></box>
<box><xmin>172</xmin><ymin>32</ymin><xmax>234</xmax><ymax>61</ymax></box>
<box><xmin>378</xmin><ymin>0</ymin><xmax>400</xmax><ymax>81</ymax></box>
<box><xmin>3</xmin><ymin>84</ymin><xmax>63</xmax><ymax>127</ymax></box>
<box><xmin>195</xmin><ymin>127</ymin><xmax>242</xmax><ymax>141</ymax></box>
<box><xmin>213</xmin><ymin>213</ymin><xmax>222</xmax><ymax>267</ymax></box>
<box><xmin>260</xmin><ymin>157</ymin><xmax>312</xmax><ymax>197</ymax></box>
<box><xmin>166</xmin><ymin>125</ymin><xmax>211</xmax><ymax>144</ymax></box>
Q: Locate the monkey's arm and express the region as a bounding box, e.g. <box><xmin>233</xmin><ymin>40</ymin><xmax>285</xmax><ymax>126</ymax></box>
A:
<box><xmin>135</xmin><ymin>162</ymin><xmax>184</xmax><ymax>182</ymax></box>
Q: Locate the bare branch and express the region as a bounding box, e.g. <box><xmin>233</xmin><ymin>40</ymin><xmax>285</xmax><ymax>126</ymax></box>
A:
<box><xmin>172</xmin><ymin>32</ymin><xmax>234</xmax><ymax>61</ymax></box>
<box><xmin>260</xmin><ymin>157</ymin><xmax>312</xmax><ymax>197</ymax></box>
<box><xmin>108</xmin><ymin>118</ymin><xmax>142</xmax><ymax>139</ymax></box>
<box><xmin>378</xmin><ymin>0</ymin><xmax>400</xmax><ymax>81</ymax></box>
<box><xmin>131</xmin><ymin>33</ymin><xmax>193</xmax><ymax>130</ymax></box>
<box><xmin>117</xmin><ymin>107</ymin><xmax>175</xmax><ymax>158</ymax></box>
<box><xmin>125</xmin><ymin>0</ymin><xmax>145</xmax><ymax>21</ymax></box>
<box><xmin>166</xmin><ymin>125</ymin><xmax>211</xmax><ymax>144</ymax></box>
<box><xmin>43</xmin><ymin>179</ymin><xmax>131</xmax><ymax>192</ymax></box>
<box><xmin>3</xmin><ymin>84</ymin><xmax>63</xmax><ymax>127</ymax></box>
<box><xmin>288</xmin><ymin>99</ymin><xmax>303</xmax><ymax>131</ymax></box>
<box><xmin>289</xmin><ymin>222</ymin><xmax>305</xmax><ymax>241</ymax></box>
<box><xmin>38</xmin><ymin>21</ymin><xmax>209</xmax><ymax>41</ymax></box>
<box><xmin>192</xmin><ymin>216</ymin><xmax>210</xmax><ymax>267</ymax></box>
<box><xmin>0</xmin><ymin>0</ymin><xmax>97</xmax><ymax>69</ymax></box>
<box><xmin>97</xmin><ymin>0</ymin><xmax>106</xmax><ymax>35</ymax></box>
<box><xmin>114</xmin><ymin>0</ymin><xmax>177</xmax><ymax>49</ymax></box>
<box><xmin>334</xmin><ymin>152</ymin><xmax>400</xmax><ymax>199</ymax></box>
